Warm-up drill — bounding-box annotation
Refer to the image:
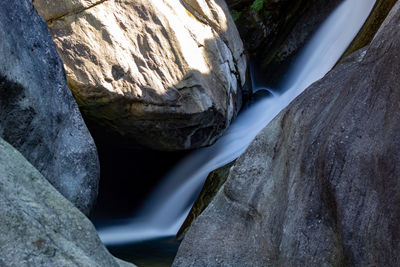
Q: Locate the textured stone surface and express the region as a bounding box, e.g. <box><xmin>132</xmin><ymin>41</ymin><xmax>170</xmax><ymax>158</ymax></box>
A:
<box><xmin>34</xmin><ymin>0</ymin><xmax>246</xmax><ymax>150</ymax></box>
<box><xmin>0</xmin><ymin>0</ymin><xmax>99</xmax><ymax>215</ymax></box>
<box><xmin>33</xmin><ymin>0</ymin><xmax>104</xmax><ymax>21</ymax></box>
<box><xmin>174</xmin><ymin>3</ymin><xmax>400</xmax><ymax>266</ymax></box>
<box><xmin>0</xmin><ymin>138</ymin><xmax>134</xmax><ymax>267</ymax></box>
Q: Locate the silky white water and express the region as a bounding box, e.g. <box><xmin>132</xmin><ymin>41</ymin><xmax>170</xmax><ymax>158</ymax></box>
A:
<box><xmin>98</xmin><ymin>0</ymin><xmax>376</xmax><ymax>245</ymax></box>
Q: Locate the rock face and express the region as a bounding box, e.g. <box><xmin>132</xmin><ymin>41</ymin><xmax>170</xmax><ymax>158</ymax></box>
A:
<box><xmin>0</xmin><ymin>0</ymin><xmax>99</xmax><ymax>215</ymax></box>
<box><xmin>34</xmin><ymin>0</ymin><xmax>247</xmax><ymax>150</ymax></box>
<box><xmin>0</xmin><ymin>138</ymin><xmax>133</xmax><ymax>267</ymax></box>
<box><xmin>228</xmin><ymin>0</ymin><xmax>342</xmax><ymax>85</ymax></box>
<box><xmin>174</xmin><ymin>2</ymin><xmax>400</xmax><ymax>266</ymax></box>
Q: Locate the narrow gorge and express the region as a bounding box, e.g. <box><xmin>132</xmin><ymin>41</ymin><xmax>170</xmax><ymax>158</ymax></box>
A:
<box><xmin>0</xmin><ymin>0</ymin><xmax>399</xmax><ymax>266</ymax></box>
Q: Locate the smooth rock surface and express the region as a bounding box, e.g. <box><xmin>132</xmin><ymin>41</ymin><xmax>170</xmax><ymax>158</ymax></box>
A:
<box><xmin>0</xmin><ymin>138</ymin><xmax>134</xmax><ymax>267</ymax></box>
<box><xmin>0</xmin><ymin>0</ymin><xmax>99</xmax><ymax>215</ymax></box>
<box><xmin>34</xmin><ymin>0</ymin><xmax>247</xmax><ymax>150</ymax></box>
<box><xmin>174</xmin><ymin>3</ymin><xmax>400</xmax><ymax>266</ymax></box>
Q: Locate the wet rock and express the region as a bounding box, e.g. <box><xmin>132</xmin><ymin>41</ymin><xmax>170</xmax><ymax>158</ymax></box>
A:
<box><xmin>340</xmin><ymin>0</ymin><xmax>397</xmax><ymax>59</ymax></box>
<box><xmin>34</xmin><ymin>0</ymin><xmax>246</xmax><ymax>150</ymax></box>
<box><xmin>174</xmin><ymin>2</ymin><xmax>400</xmax><ymax>266</ymax></box>
<box><xmin>0</xmin><ymin>138</ymin><xmax>134</xmax><ymax>267</ymax></box>
<box><xmin>0</xmin><ymin>0</ymin><xmax>99</xmax><ymax>215</ymax></box>
<box><xmin>228</xmin><ymin>0</ymin><xmax>342</xmax><ymax>86</ymax></box>
<box><xmin>177</xmin><ymin>161</ymin><xmax>235</xmax><ymax>239</ymax></box>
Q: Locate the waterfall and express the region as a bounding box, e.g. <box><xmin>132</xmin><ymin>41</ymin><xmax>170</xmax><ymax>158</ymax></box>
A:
<box><xmin>98</xmin><ymin>0</ymin><xmax>376</xmax><ymax>245</ymax></box>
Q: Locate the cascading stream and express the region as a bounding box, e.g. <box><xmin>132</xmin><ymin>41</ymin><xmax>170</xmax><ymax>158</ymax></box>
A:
<box><xmin>98</xmin><ymin>0</ymin><xmax>376</xmax><ymax>245</ymax></box>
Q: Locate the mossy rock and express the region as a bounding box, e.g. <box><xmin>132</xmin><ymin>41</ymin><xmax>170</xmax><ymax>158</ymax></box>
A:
<box><xmin>177</xmin><ymin>161</ymin><xmax>235</xmax><ymax>239</ymax></box>
<box><xmin>340</xmin><ymin>0</ymin><xmax>397</xmax><ymax>60</ymax></box>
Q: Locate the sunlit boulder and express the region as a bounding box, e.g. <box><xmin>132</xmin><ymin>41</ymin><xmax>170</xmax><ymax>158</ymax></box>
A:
<box><xmin>34</xmin><ymin>0</ymin><xmax>247</xmax><ymax>150</ymax></box>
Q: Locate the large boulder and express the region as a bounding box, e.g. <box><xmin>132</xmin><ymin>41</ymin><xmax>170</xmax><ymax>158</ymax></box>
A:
<box><xmin>33</xmin><ymin>0</ymin><xmax>247</xmax><ymax>150</ymax></box>
<box><xmin>0</xmin><ymin>0</ymin><xmax>99</xmax><ymax>215</ymax></box>
<box><xmin>0</xmin><ymin>138</ymin><xmax>133</xmax><ymax>267</ymax></box>
<box><xmin>174</xmin><ymin>2</ymin><xmax>400</xmax><ymax>266</ymax></box>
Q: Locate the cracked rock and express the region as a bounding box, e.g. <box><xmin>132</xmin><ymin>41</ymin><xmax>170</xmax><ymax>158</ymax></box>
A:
<box><xmin>34</xmin><ymin>0</ymin><xmax>247</xmax><ymax>150</ymax></box>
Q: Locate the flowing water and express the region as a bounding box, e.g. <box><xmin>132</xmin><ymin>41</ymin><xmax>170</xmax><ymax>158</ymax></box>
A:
<box><xmin>97</xmin><ymin>0</ymin><xmax>376</xmax><ymax>247</ymax></box>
